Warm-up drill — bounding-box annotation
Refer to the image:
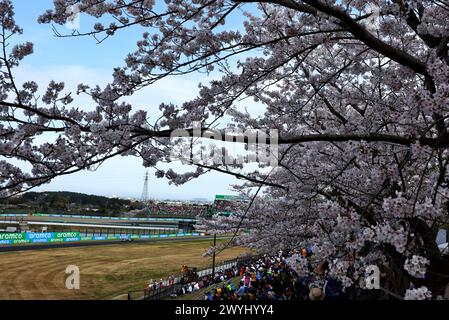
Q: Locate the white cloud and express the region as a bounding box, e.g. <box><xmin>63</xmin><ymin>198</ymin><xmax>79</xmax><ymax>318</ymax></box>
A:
<box><xmin>11</xmin><ymin>63</ymin><xmax>242</xmax><ymax>199</ymax></box>
<box><xmin>15</xmin><ymin>63</ymin><xmax>205</xmax><ymax>116</ymax></box>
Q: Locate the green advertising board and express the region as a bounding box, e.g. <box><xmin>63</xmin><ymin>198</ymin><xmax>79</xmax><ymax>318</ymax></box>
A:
<box><xmin>0</xmin><ymin>233</ymin><xmax>26</xmax><ymax>240</ymax></box>
<box><xmin>0</xmin><ymin>232</ymin><xmax>201</xmax><ymax>246</ymax></box>
<box><xmin>215</xmin><ymin>194</ymin><xmax>248</xmax><ymax>201</ymax></box>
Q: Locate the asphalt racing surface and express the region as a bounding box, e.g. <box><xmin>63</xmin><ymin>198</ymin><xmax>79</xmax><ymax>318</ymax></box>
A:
<box><xmin>0</xmin><ymin>235</ymin><xmax>227</xmax><ymax>252</ymax></box>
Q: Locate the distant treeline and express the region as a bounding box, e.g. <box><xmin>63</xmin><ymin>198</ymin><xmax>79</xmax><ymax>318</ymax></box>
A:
<box><xmin>0</xmin><ymin>191</ymin><xmax>144</xmax><ymax>215</ymax></box>
<box><xmin>21</xmin><ymin>191</ymin><xmax>132</xmax><ymax>206</ymax></box>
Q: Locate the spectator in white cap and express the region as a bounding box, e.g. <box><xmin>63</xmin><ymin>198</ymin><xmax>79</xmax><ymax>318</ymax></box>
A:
<box><xmin>309</xmin><ymin>287</ymin><xmax>325</xmax><ymax>300</ymax></box>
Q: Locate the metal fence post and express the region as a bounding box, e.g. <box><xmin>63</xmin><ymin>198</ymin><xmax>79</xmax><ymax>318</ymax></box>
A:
<box><xmin>211</xmin><ymin>233</ymin><xmax>217</xmax><ymax>280</ymax></box>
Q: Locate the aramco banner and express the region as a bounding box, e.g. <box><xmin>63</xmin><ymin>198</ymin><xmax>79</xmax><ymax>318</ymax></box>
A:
<box><xmin>0</xmin><ymin>232</ymin><xmax>81</xmax><ymax>244</ymax></box>
<box><xmin>0</xmin><ymin>232</ymin><xmax>200</xmax><ymax>245</ymax></box>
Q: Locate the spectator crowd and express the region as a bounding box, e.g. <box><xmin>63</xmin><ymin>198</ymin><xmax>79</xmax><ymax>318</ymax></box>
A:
<box><xmin>147</xmin><ymin>202</ymin><xmax>209</xmax><ymax>217</ymax></box>
<box><xmin>201</xmin><ymin>250</ymin><xmax>346</xmax><ymax>300</ymax></box>
<box><xmin>170</xmin><ymin>268</ymin><xmax>238</xmax><ymax>298</ymax></box>
<box><xmin>145</xmin><ymin>250</ymin><xmax>353</xmax><ymax>300</ymax></box>
<box><xmin>142</xmin><ymin>248</ymin><xmax>449</xmax><ymax>300</ymax></box>
<box><xmin>212</xmin><ymin>200</ymin><xmax>243</xmax><ymax>215</ymax></box>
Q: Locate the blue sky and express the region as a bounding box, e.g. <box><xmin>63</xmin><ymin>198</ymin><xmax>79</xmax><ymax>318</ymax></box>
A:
<box><xmin>10</xmin><ymin>0</ymin><xmax>247</xmax><ymax>200</ymax></box>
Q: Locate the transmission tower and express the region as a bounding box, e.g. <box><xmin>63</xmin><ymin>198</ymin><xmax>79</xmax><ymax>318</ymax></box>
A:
<box><xmin>140</xmin><ymin>171</ymin><xmax>149</xmax><ymax>203</ymax></box>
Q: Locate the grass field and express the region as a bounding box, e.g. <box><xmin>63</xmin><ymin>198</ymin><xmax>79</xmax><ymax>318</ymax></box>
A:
<box><xmin>0</xmin><ymin>239</ymin><xmax>248</xmax><ymax>300</ymax></box>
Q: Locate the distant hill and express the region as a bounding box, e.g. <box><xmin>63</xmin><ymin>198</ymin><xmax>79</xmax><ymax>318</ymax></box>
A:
<box><xmin>0</xmin><ymin>191</ymin><xmax>144</xmax><ymax>216</ymax></box>
<box><xmin>21</xmin><ymin>191</ymin><xmax>132</xmax><ymax>206</ymax></box>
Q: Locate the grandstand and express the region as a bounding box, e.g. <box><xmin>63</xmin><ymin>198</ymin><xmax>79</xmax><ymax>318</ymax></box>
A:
<box><xmin>126</xmin><ymin>196</ymin><xmax>247</xmax><ymax>219</ymax></box>
<box><xmin>207</xmin><ymin>195</ymin><xmax>249</xmax><ymax>217</ymax></box>
<box><xmin>144</xmin><ymin>201</ymin><xmax>209</xmax><ymax>217</ymax></box>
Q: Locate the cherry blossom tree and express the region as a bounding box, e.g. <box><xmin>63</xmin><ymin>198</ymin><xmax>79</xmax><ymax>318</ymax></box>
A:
<box><xmin>1</xmin><ymin>0</ymin><xmax>449</xmax><ymax>299</ymax></box>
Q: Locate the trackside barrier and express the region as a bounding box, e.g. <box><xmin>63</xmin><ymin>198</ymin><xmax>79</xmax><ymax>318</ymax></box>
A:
<box><xmin>31</xmin><ymin>213</ymin><xmax>195</xmax><ymax>222</ymax></box>
<box><xmin>0</xmin><ymin>231</ymin><xmax>201</xmax><ymax>246</ymax></box>
<box><xmin>0</xmin><ymin>214</ymin><xmax>28</xmax><ymax>217</ymax></box>
<box><xmin>1</xmin><ymin>213</ymin><xmax>195</xmax><ymax>222</ymax></box>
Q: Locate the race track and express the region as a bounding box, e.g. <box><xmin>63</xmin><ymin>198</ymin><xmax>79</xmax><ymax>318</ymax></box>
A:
<box><xmin>0</xmin><ymin>235</ymin><xmax>229</xmax><ymax>252</ymax></box>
